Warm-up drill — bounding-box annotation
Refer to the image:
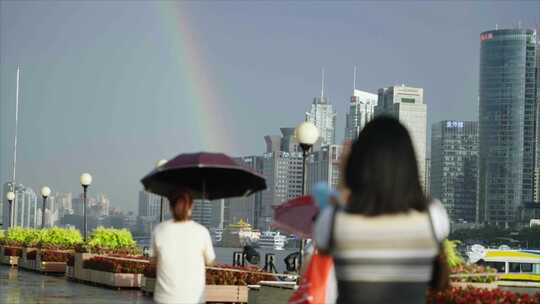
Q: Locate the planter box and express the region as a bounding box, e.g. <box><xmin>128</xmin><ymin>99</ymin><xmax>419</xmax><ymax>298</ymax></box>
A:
<box><xmin>451</xmin><ymin>282</ymin><xmax>498</xmax><ymax>290</ymax></box>
<box><xmin>141</xmin><ymin>276</ymin><xmax>155</xmax><ymax>294</ymax></box>
<box><xmin>35</xmin><ymin>249</ymin><xmax>71</xmax><ymax>273</ymax></box>
<box><xmin>206</xmin><ymin>285</ymin><xmax>248</xmax><ymax>303</ymax></box>
<box><xmin>1</xmin><ymin>246</ymin><xmax>21</xmax><ymax>266</ymax></box>
<box><xmin>86</xmin><ymin>269</ymin><xmax>143</xmax><ymax>288</ymax></box>
<box><xmin>74</xmin><ymin>252</ymin><xmax>96</xmax><ymax>281</ymax></box>
<box><xmin>66</xmin><ymin>266</ymin><xmax>74</xmax><ymax>279</ymax></box>
<box><xmin>19</xmin><ymin>247</ymin><xmax>38</xmax><ymax>270</ymax></box>
<box><xmin>140</xmin><ymin>278</ymin><xmax>248</xmax><ymax>303</ymax></box>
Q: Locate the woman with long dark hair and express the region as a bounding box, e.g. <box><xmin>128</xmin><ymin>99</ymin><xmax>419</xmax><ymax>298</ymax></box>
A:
<box><xmin>315</xmin><ymin>116</ymin><xmax>449</xmax><ymax>303</ymax></box>
<box><xmin>152</xmin><ymin>187</ymin><xmax>215</xmax><ymax>304</ymax></box>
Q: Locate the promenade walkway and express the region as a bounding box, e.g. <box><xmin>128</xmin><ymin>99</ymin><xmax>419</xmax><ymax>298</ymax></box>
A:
<box><xmin>0</xmin><ymin>265</ymin><xmax>152</xmax><ymax>304</ymax></box>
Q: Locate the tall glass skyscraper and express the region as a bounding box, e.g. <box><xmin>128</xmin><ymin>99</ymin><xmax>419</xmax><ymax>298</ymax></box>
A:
<box><xmin>431</xmin><ymin>121</ymin><xmax>479</xmax><ymax>223</ymax></box>
<box><xmin>306</xmin><ymin>69</ymin><xmax>337</xmax><ymax>146</ymax></box>
<box><xmin>478</xmin><ymin>28</ymin><xmax>539</xmax><ymax>226</ymax></box>
<box><xmin>345</xmin><ymin>89</ymin><xmax>378</xmax><ymax>142</ymax></box>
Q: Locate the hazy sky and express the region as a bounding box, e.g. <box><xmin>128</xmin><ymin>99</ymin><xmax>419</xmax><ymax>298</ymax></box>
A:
<box><xmin>1</xmin><ymin>1</ymin><xmax>539</xmax><ymax>212</ymax></box>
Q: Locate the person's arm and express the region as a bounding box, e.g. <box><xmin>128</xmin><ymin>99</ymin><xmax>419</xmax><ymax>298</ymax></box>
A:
<box><xmin>314</xmin><ymin>207</ymin><xmax>334</xmax><ymax>254</ymax></box>
<box><xmin>203</xmin><ymin>229</ymin><xmax>216</xmax><ymax>266</ymax></box>
<box><xmin>150</xmin><ymin>231</ymin><xmax>159</xmax><ymax>264</ymax></box>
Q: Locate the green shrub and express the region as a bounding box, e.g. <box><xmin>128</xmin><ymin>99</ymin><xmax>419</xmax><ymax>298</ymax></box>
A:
<box><xmin>87</xmin><ymin>227</ymin><xmax>136</xmax><ymax>250</ymax></box>
<box><xmin>4</xmin><ymin>227</ymin><xmax>33</xmax><ymax>246</ymax></box>
<box><xmin>39</xmin><ymin>227</ymin><xmax>82</xmax><ymax>249</ymax></box>
<box><xmin>23</xmin><ymin>229</ymin><xmax>45</xmax><ymax>247</ymax></box>
<box><xmin>443</xmin><ymin>239</ymin><xmax>463</xmax><ymax>268</ymax></box>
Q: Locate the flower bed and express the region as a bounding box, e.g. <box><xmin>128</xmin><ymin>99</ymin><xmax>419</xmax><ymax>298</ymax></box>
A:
<box><xmin>84</xmin><ymin>256</ymin><xmax>148</xmax><ymax>274</ymax></box>
<box><xmin>206</xmin><ymin>265</ymin><xmax>277</xmax><ymax>286</ymax></box>
<box><xmin>427</xmin><ymin>287</ymin><xmax>540</xmax><ymax>304</ymax></box>
<box><xmin>40</xmin><ymin>250</ymin><xmax>72</xmax><ymax>263</ymax></box>
<box><xmin>142</xmin><ymin>263</ymin><xmax>274</xmax><ymax>302</ymax></box>
<box><xmin>4</xmin><ymin>246</ymin><xmax>22</xmax><ymax>257</ymax></box>
<box><xmin>450</xmin><ymin>264</ymin><xmax>498</xmax><ymax>283</ymax></box>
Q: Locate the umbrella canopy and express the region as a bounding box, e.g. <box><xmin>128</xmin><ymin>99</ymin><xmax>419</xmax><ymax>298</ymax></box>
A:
<box><xmin>141</xmin><ymin>152</ymin><xmax>266</xmax><ymax>200</ymax></box>
<box><xmin>272</xmin><ymin>195</ymin><xmax>319</xmax><ymax>239</ymax></box>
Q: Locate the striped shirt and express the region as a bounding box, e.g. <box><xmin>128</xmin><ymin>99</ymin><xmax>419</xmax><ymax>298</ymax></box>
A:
<box><xmin>314</xmin><ymin>201</ymin><xmax>449</xmax><ymax>303</ymax></box>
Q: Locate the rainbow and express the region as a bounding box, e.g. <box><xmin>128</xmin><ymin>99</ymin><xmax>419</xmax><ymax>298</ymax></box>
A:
<box><xmin>158</xmin><ymin>3</ymin><xmax>237</xmax><ymax>153</ymax></box>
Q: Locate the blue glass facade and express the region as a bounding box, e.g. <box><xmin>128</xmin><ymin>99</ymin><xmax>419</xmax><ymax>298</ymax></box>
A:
<box><xmin>479</xmin><ymin>29</ymin><xmax>539</xmax><ymax>225</ymax></box>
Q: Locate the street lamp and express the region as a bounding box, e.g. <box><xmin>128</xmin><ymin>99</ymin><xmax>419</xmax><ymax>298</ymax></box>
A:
<box><xmin>6</xmin><ymin>191</ymin><xmax>15</xmax><ymax>228</ymax></box>
<box><xmin>40</xmin><ymin>186</ymin><xmax>51</xmax><ymax>229</ymax></box>
<box><xmin>80</xmin><ymin>173</ymin><xmax>92</xmax><ymax>241</ymax></box>
<box><xmin>156</xmin><ymin>159</ymin><xmax>168</xmax><ymax>222</ymax></box>
<box><xmin>294</xmin><ymin>121</ymin><xmax>319</xmax><ymax>271</ymax></box>
<box><xmin>295</xmin><ymin>122</ymin><xmax>320</xmax><ymax>194</ymax></box>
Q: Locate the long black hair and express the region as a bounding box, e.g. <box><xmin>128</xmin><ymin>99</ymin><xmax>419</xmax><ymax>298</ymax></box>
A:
<box><xmin>345</xmin><ymin>116</ymin><xmax>428</xmax><ymax>216</ymax></box>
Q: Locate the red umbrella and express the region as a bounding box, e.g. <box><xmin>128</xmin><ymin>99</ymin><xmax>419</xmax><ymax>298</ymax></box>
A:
<box><xmin>272</xmin><ymin>196</ymin><xmax>319</xmax><ymax>239</ymax></box>
<box><xmin>141</xmin><ymin>152</ymin><xmax>266</xmax><ymax>200</ymax></box>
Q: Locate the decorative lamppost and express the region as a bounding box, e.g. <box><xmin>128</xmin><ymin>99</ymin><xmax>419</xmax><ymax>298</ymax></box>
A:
<box><xmin>295</xmin><ymin>122</ymin><xmax>320</xmax><ymax>194</ymax></box>
<box><xmin>294</xmin><ymin>121</ymin><xmax>319</xmax><ymax>270</ymax></box>
<box><xmin>40</xmin><ymin>186</ymin><xmax>51</xmax><ymax>229</ymax></box>
<box><xmin>80</xmin><ymin>173</ymin><xmax>92</xmax><ymax>241</ymax></box>
<box><xmin>6</xmin><ymin>191</ymin><xmax>15</xmax><ymax>228</ymax></box>
<box><xmin>156</xmin><ymin>159</ymin><xmax>168</xmax><ymax>222</ymax></box>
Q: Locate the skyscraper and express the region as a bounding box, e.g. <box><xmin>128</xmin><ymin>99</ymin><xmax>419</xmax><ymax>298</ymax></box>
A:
<box><xmin>259</xmin><ymin>128</ymin><xmax>304</xmax><ymax>230</ymax></box>
<box><xmin>305</xmin><ymin>69</ymin><xmax>337</xmax><ymax>146</ymax></box>
<box><xmin>345</xmin><ymin>67</ymin><xmax>378</xmax><ymax>141</ymax></box>
<box><xmin>2</xmin><ymin>182</ymin><xmax>38</xmax><ymax>228</ymax></box>
<box><xmin>138</xmin><ymin>190</ymin><xmax>164</xmax><ymax>218</ymax></box>
<box><xmin>223</xmin><ymin>156</ymin><xmax>263</xmax><ymax>228</ymax></box>
<box><xmin>261</xmin><ymin>151</ymin><xmax>303</xmax><ymax>230</ymax></box>
<box><xmin>306</xmin><ymin>145</ymin><xmax>343</xmax><ymax>193</ymax></box>
<box><xmin>430</xmin><ymin>121</ymin><xmax>479</xmax><ymax>223</ymax></box>
<box><xmin>478</xmin><ymin>28</ymin><xmax>540</xmax><ymax>226</ymax></box>
<box><xmin>375</xmin><ymin>85</ymin><xmax>427</xmax><ymax>188</ymax></box>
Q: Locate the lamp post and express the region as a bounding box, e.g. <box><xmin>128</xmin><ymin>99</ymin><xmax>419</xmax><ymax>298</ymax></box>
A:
<box><xmin>6</xmin><ymin>191</ymin><xmax>15</xmax><ymax>228</ymax></box>
<box><xmin>80</xmin><ymin>173</ymin><xmax>92</xmax><ymax>241</ymax></box>
<box><xmin>294</xmin><ymin>121</ymin><xmax>319</xmax><ymax>271</ymax></box>
<box><xmin>40</xmin><ymin>186</ymin><xmax>51</xmax><ymax>229</ymax></box>
<box><xmin>156</xmin><ymin>159</ymin><xmax>168</xmax><ymax>222</ymax></box>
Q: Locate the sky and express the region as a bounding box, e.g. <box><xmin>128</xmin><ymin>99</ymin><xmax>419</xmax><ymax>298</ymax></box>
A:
<box><xmin>1</xmin><ymin>1</ymin><xmax>539</xmax><ymax>212</ymax></box>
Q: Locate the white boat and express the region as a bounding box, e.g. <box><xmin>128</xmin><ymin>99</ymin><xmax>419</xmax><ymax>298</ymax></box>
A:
<box><xmin>257</xmin><ymin>231</ymin><xmax>287</xmax><ymax>250</ymax></box>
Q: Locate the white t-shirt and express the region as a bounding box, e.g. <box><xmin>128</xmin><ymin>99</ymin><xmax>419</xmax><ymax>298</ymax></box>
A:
<box><xmin>152</xmin><ymin>220</ymin><xmax>216</xmax><ymax>304</ymax></box>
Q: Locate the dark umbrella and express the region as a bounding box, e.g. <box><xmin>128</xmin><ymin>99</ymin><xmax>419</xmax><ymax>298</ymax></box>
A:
<box><xmin>141</xmin><ymin>152</ymin><xmax>266</xmax><ymax>200</ymax></box>
<box><xmin>272</xmin><ymin>195</ymin><xmax>319</xmax><ymax>239</ymax></box>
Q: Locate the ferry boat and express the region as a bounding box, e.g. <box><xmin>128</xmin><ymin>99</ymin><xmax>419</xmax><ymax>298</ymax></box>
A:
<box><xmin>469</xmin><ymin>245</ymin><xmax>540</xmax><ymax>282</ymax></box>
<box><xmin>257</xmin><ymin>231</ymin><xmax>287</xmax><ymax>250</ymax></box>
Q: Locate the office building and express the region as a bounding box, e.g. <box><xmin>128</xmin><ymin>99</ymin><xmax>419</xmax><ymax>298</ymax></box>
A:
<box><xmin>192</xmin><ymin>199</ymin><xmax>224</xmax><ymax>229</ymax></box>
<box><xmin>431</xmin><ymin>121</ymin><xmax>479</xmax><ymax>223</ymax></box>
<box><xmin>306</xmin><ymin>145</ymin><xmax>343</xmax><ymax>193</ymax></box>
<box><xmin>305</xmin><ymin>69</ymin><xmax>336</xmax><ymax>146</ymax></box>
<box><xmin>376</xmin><ymin>85</ymin><xmax>427</xmax><ymax>188</ymax></box>
<box><xmin>345</xmin><ymin>68</ymin><xmax>378</xmax><ymax>141</ymax></box>
<box><xmin>223</xmin><ymin>156</ymin><xmax>264</xmax><ymax>228</ymax></box>
<box><xmin>2</xmin><ymin>182</ymin><xmax>38</xmax><ymax>228</ymax></box>
<box><xmin>260</xmin><ymin>151</ymin><xmax>303</xmax><ymax>230</ymax></box>
<box><xmin>478</xmin><ymin>28</ymin><xmax>540</xmax><ymax>225</ymax></box>
<box><xmin>138</xmin><ymin>190</ymin><xmax>163</xmax><ymax>218</ymax></box>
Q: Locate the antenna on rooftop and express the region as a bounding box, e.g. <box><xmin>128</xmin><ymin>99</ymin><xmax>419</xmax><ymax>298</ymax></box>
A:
<box><xmin>320</xmin><ymin>68</ymin><xmax>325</xmax><ymax>98</ymax></box>
<box><xmin>353</xmin><ymin>66</ymin><xmax>357</xmax><ymax>91</ymax></box>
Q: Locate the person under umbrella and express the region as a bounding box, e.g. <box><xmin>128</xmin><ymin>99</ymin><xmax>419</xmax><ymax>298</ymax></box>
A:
<box><xmin>143</xmin><ymin>152</ymin><xmax>266</xmax><ymax>304</ymax></box>
<box><xmin>151</xmin><ymin>186</ymin><xmax>215</xmax><ymax>304</ymax></box>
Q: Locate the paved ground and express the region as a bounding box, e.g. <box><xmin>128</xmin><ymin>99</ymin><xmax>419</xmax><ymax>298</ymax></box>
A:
<box><xmin>0</xmin><ymin>265</ymin><xmax>153</xmax><ymax>304</ymax></box>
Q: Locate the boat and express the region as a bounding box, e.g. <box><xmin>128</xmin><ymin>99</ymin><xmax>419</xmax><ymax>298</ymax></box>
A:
<box><xmin>468</xmin><ymin>245</ymin><xmax>540</xmax><ymax>282</ymax></box>
<box><xmin>257</xmin><ymin>231</ymin><xmax>287</xmax><ymax>250</ymax></box>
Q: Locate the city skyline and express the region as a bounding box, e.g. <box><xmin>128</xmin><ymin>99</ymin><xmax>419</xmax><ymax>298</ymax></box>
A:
<box><xmin>1</xmin><ymin>2</ymin><xmax>538</xmax><ymax>212</ymax></box>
